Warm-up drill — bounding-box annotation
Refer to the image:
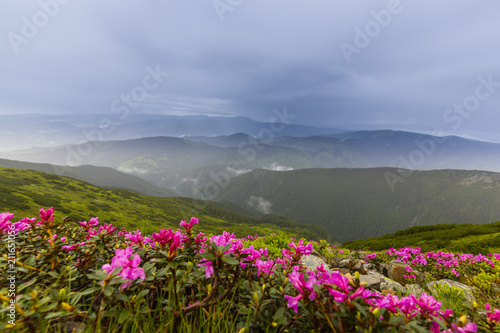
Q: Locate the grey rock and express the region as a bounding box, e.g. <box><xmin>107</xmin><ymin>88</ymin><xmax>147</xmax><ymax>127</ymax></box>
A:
<box><xmin>360</xmin><ymin>274</ymin><xmax>382</xmax><ymax>291</ymax></box>
<box><xmin>380</xmin><ymin>277</ymin><xmax>407</xmax><ymax>294</ymax></box>
<box><xmin>339</xmin><ymin>259</ymin><xmax>353</xmax><ymax>269</ymax></box>
<box><xmin>353</xmin><ymin>260</ymin><xmax>367</xmax><ymax>274</ymax></box>
<box><xmin>406</xmin><ymin>284</ymin><xmax>424</xmax><ymax>297</ymax></box>
<box><xmin>387</xmin><ymin>260</ymin><xmax>423</xmax><ymax>284</ymax></box>
<box><xmin>426</xmin><ymin>279</ymin><xmax>476</xmax><ymax>304</ymax></box>
<box><xmin>339</xmin><ymin>268</ymin><xmax>350</xmax><ymax>275</ymax></box>
<box><xmin>364</xmin><ymin>263</ymin><xmax>375</xmax><ymax>270</ymax></box>
<box><xmin>379</xmin><ymin>262</ymin><xmax>389</xmax><ymax>276</ymax></box>
<box><xmin>301</xmin><ymin>255</ymin><xmax>332</xmax><ymax>272</ymax></box>
<box><xmin>366</xmin><ymin>270</ymin><xmax>386</xmax><ymax>281</ymax></box>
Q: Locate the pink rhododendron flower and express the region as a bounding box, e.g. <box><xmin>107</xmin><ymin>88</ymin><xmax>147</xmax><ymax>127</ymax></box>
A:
<box><xmin>328</xmin><ymin>289</ymin><xmax>348</xmax><ymax>303</ymax></box>
<box><xmin>413</xmin><ymin>292</ymin><xmax>442</xmax><ymax>319</ymax></box>
<box><xmin>102</xmin><ymin>246</ymin><xmax>145</xmax><ymax>289</ymax></box>
<box><xmin>288</xmin><ymin>239</ymin><xmax>313</xmax><ymax>257</ymax></box>
<box><xmin>62</xmin><ymin>242</ymin><xmax>86</xmax><ymax>251</ymax></box>
<box><xmin>0</xmin><ymin>212</ymin><xmax>14</xmax><ymax>235</ymax></box>
<box><xmin>284</xmin><ymin>294</ymin><xmax>303</xmax><ymax>313</ymax></box>
<box><xmin>485</xmin><ymin>303</ymin><xmax>500</xmax><ymax>323</ymax></box>
<box><xmin>441</xmin><ymin>322</ymin><xmax>477</xmax><ymax>333</ymax></box>
<box><xmin>253</xmin><ymin>259</ymin><xmax>275</xmax><ymax>276</ymax></box>
<box><xmin>79</xmin><ymin>217</ymin><xmax>99</xmax><ymax>229</ymax></box>
<box><xmin>152</xmin><ymin>228</ymin><xmax>176</xmax><ymax>249</ymax></box>
<box><xmin>198</xmin><ymin>259</ymin><xmax>214</xmax><ymax>278</ymax></box>
<box><xmin>180</xmin><ymin>217</ymin><xmax>199</xmax><ymax>233</ymax></box>
<box><xmin>124</xmin><ymin>230</ymin><xmax>144</xmax><ymax>246</ymax></box>
<box><xmin>98</xmin><ymin>223</ymin><xmax>116</xmax><ymax>234</ymax></box>
<box><xmin>39</xmin><ymin>207</ymin><xmax>55</xmax><ymax>223</ymax></box>
<box><xmin>194</xmin><ymin>232</ymin><xmax>207</xmax><ymax>243</ymax></box>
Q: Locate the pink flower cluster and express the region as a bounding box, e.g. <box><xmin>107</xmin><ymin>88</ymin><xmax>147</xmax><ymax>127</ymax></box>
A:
<box><xmin>486</xmin><ymin>303</ymin><xmax>500</xmax><ymax>324</ymax></box>
<box><xmin>384</xmin><ymin>247</ymin><xmax>498</xmax><ymax>278</ymax></box>
<box><xmin>283</xmin><ymin>269</ymin><xmax>478</xmax><ymax>332</ymax></box>
<box><xmin>102</xmin><ymin>246</ymin><xmax>146</xmax><ymax>289</ymax></box>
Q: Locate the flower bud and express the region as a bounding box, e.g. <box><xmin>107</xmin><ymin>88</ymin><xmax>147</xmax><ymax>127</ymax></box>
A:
<box><xmin>61</xmin><ymin>302</ymin><xmax>73</xmax><ymax>311</ymax></box>
<box><xmin>280</xmin><ymin>287</ymin><xmax>284</xmax><ymax>294</ymax></box>
<box><xmin>36</xmin><ymin>254</ymin><xmax>41</xmax><ymax>260</ymax></box>
<box><xmin>373</xmin><ymin>308</ymin><xmax>379</xmax><ymax>317</ymax></box>
<box><xmin>131</xmin><ymin>295</ymin><xmax>137</xmax><ymax>302</ymax></box>
<box><xmin>59</xmin><ymin>288</ymin><xmax>66</xmax><ymax>298</ymax></box>
<box><xmin>253</xmin><ymin>291</ymin><xmax>259</xmax><ymax>303</ymax></box>
<box><xmin>271</xmin><ymin>322</ymin><xmax>277</xmax><ymax>327</ymax></box>
<box><xmin>458</xmin><ymin>315</ymin><xmax>468</xmax><ymax>327</ymax></box>
<box><xmin>262</xmin><ymin>284</ymin><xmax>266</xmax><ymax>292</ymax></box>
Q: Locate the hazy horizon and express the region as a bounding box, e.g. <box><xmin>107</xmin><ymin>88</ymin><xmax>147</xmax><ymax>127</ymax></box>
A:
<box><xmin>1</xmin><ymin>1</ymin><xmax>500</xmax><ymax>143</ymax></box>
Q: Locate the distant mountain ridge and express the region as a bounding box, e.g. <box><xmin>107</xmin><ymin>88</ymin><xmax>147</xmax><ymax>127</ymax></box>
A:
<box><xmin>2</xmin><ymin>129</ymin><xmax>500</xmax><ymax>198</ymax></box>
<box><xmin>0</xmin><ymin>158</ymin><xmax>175</xmax><ymax>197</ymax></box>
<box><xmin>210</xmin><ymin>167</ymin><xmax>500</xmax><ymax>242</ymax></box>
<box><xmin>0</xmin><ymin>114</ymin><xmax>343</xmax><ymax>152</ymax></box>
<box><xmin>0</xmin><ymin>166</ymin><xmax>336</xmax><ymax>242</ymax></box>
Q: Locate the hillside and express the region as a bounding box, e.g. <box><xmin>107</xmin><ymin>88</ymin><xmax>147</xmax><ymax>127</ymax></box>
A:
<box><xmin>342</xmin><ymin>221</ymin><xmax>500</xmax><ymax>254</ymax></box>
<box><xmin>0</xmin><ymin>158</ymin><xmax>175</xmax><ymax>197</ymax></box>
<box><xmin>0</xmin><ymin>136</ymin><xmax>317</xmax><ymax>195</ymax></box>
<box><xmin>0</xmin><ymin>166</ymin><xmax>335</xmax><ymax>241</ymax></box>
<box><xmin>210</xmin><ymin>168</ymin><xmax>500</xmax><ymax>241</ymax></box>
<box><xmin>3</xmin><ymin>130</ymin><xmax>500</xmax><ymax>198</ymax></box>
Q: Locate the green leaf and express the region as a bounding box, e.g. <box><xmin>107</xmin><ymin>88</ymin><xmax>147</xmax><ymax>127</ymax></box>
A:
<box><xmin>87</xmin><ymin>271</ymin><xmax>109</xmax><ymax>280</ymax></box>
<box><xmin>48</xmin><ymin>271</ymin><xmax>59</xmax><ymax>278</ymax></box>
<box><xmin>45</xmin><ymin>311</ymin><xmax>68</xmax><ymax>320</ymax></box>
<box><xmin>142</xmin><ymin>262</ymin><xmax>155</xmax><ymax>272</ymax></box>
<box><xmin>220</xmin><ymin>243</ymin><xmax>231</xmax><ymax>254</ymax></box>
<box><xmin>273</xmin><ymin>307</ymin><xmax>285</xmax><ymax>321</ymax></box>
<box><xmin>114</xmin><ymin>293</ymin><xmax>129</xmax><ymax>302</ymax></box>
<box><xmin>222</xmin><ymin>254</ymin><xmax>239</xmax><ymax>266</ymax></box>
<box><xmin>211</xmin><ymin>241</ymin><xmax>218</xmax><ymax>253</ymax></box>
<box><xmin>154</xmin><ymin>267</ymin><xmax>168</xmax><ymax>278</ymax></box>
<box><xmin>137</xmin><ymin>289</ymin><xmax>150</xmax><ymax>299</ymax></box>
<box><xmin>353</xmin><ymin>301</ymin><xmax>368</xmax><ymax>317</ymax></box>
<box><xmin>199</xmin><ymin>252</ymin><xmax>216</xmax><ymax>261</ymax></box>
<box><xmin>18</xmin><ymin>278</ymin><xmax>37</xmax><ymax>293</ymax></box>
<box><xmin>118</xmin><ymin>310</ymin><xmax>131</xmax><ymax>324</ymax></box>
<box><xmin>104</xmin><ymin>285</ymin><xmax>114</xmax><ymax>297</ymax></box>
<box><xmin>78</xmin><ymin>287</ymin><xmax>101</xmax><ymax>296</ymax></box>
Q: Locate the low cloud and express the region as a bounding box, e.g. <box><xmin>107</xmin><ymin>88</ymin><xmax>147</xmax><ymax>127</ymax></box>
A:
<box><xmin>227</xmin><ymin>166</ymin><xmax>252</xmax><ymax>176</ymax></box>
<box><xmin>265</xmin><ymin>162</ymin><xmax>294</xmax><ymax>172</ymax></box>
<box><xmin>117</xmin><ymin>166</ymin><xmax>151</xmax><ymax>176</ymax></box>
<box><xmin>247</xmin><ymin>196</ymin><xmax>272</xmax><ymax>214</ymax></box>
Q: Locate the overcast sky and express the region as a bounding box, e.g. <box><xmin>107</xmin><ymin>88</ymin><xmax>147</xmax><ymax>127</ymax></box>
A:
<box><xmin>1</xmin><ymin>1</ymin><xmax>500</xmax><ymax>140</ymax></box>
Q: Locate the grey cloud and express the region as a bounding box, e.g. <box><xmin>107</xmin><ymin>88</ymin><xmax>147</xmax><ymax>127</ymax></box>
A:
<box><xmin>1</xmin><ymin>1</ymin><xmax>499</xmax><ymax>139</ymax></box>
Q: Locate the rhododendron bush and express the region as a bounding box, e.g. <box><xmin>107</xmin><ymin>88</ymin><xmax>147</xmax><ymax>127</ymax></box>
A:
<box><xmin>0</xmin><ymin>208</ymin><xmax>499</xmax><ymax>332</ymax></box>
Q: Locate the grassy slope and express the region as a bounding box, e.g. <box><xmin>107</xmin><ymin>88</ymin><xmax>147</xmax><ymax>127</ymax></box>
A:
<box><xmin>0</xmin><ymin>166</ymin><xmax>335</xmax><ymax>241</ymax></box>
<box><xmin>342</xmin><ymin>221</ymin><xmax>500</xmax><ymax>254</ymax></box>
<box><xmin>213</xmin><ymin>168</ymin><xmax>500</xmax><ymax>241</ymax></box>
<box><xmin>0</xmin><ymin>158</ymin><xmax>175</xmax><ymax>197</ymax></box>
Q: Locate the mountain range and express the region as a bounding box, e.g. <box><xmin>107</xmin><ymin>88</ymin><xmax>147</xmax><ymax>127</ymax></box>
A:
<box><xmin>2</xmin><ymin>114</ymin><xmax>500</xmax><ymax>242</ymax></box>
<box><xmin>2</xmin><ymin>129</ymin><xmax>500</xmax><ymax>198</ymax></box>
<box><xmin>0</xmin><ymin>166</ymin><xmax>334</xmax><ymax>242</ymax></box>
<box><xmin>210</xmin><ymin>168</ymin><xmax>500</xmax><ymax>241</ymax></box>
<box><xmin>0</xmin><ymin>114</ymin><xmax>342</xmax><ymax>152</ymax></box>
